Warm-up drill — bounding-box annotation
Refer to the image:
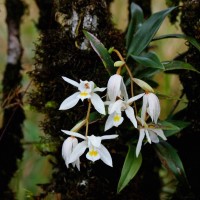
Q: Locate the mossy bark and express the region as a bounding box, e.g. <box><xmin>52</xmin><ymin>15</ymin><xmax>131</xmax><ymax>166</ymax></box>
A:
<box><xmin>29</xmin><ymin>0</ymin><xmax>161</xmax><ymax>199</ymax></box>
<box><xmin>175</xmin><ymin>1</ymin><xmax>200</xmax><ymax>199</ymax></box>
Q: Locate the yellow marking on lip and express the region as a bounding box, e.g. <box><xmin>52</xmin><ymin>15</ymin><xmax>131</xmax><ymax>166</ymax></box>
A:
<box><xmin>89</xmin><ymin>149</ymin><xmax>98</xmax><ymax>157</ymax></box>
<box><xmin>113</xmin><ymin>114</ymin><xmax>121</xmax><ymax>122</ymax></box>
<box><xmin>80</xmin><ymin>91</ymin><xmax>89</xmax><ymax>97</ymax></box>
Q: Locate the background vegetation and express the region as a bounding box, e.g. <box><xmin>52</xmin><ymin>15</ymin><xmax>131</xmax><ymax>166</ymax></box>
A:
<box><xmin>0</xmin><ymin>0</ymin><xmax>198</xmax><ymax>199</ymax></box>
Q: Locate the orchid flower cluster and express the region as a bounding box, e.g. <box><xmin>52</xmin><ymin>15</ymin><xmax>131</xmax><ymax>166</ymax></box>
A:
<box><xmin>59</xmin><ymin>57</ymin><xmax>167</xmax><ymax>171</ymax></box>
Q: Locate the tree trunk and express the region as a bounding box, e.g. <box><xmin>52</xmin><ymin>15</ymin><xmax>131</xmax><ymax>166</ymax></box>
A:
<box><xmin>173</xmin><ymin>0</ymin><xmax>200</xmax><ymax>199</ymax></box>
<box><xmin>0</xmin><ymin>0</ymin><xmax>26</xmax><ymax>198</ymax></box>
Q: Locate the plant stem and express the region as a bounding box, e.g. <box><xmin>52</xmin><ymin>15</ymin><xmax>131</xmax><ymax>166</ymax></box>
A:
<box><xmin>113</xmin><ymin>49</ymin><xmax>137</xmax><ymax>116</ymax></box>
<box><xmin>85</xmin><ymin>99</ymin><xmax>92</xmax><ymax>137</ymax></box>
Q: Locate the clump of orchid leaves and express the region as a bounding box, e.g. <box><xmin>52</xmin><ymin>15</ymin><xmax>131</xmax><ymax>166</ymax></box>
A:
<box><xmin>59</xmin><ymin>3</ymin><xmax>200</xmax><ymax>193</ymax></box>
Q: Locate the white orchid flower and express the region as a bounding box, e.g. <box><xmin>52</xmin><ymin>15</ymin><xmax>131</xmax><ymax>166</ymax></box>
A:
<box><xmin>107</xmin><ymin>74</ymin><xmax>128</xmax><ymax>101</ymax></box>
<box><xmin>59</xmin><ymin>76</ymin><xmax>106</xmax><ymax>115</ymax></box>
<box><xmin>105</xmin><ymin>111</ymin><xmax>124</xmax><ymax>131</ymax></box>
<box><xmin>104</xmin><ymin>93</ymin><xmax>144</xmax><ymax>131</ymax></box>
<box><xmin>141</xmin><ymin>92</ymin><xmax>160</xmax><ymax>124</ymax></box>
<box><xmin>136</xmin><ymin>117</ymin><xmax>167</xmax><ymax>157</ymax></box>
<box><xmin>61</xmin><ymin>130</ymin><xmax>118</xmax><ymax>167</ymax></box>
<box><xmin>62</xmin><ymin>136</ymin><xmax>80</xmax><ymax>170</ymax></box>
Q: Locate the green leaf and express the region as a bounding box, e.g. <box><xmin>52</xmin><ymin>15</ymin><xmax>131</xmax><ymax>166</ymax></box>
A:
<box><xmin>160</xmin><ymin>120</ymin><xmax>190</xmax><ymax>137</ymax></box>
<box><xmin>126</xmin><ymin>2</ymin><xmax>144</xmax><ymax>49</ymax></box>
<box><xmin>153</xmin><ymin>34</ymin><xmax>200</xmax><ymax>51</ymax></box>
<box><xmin>131</xmin><ymin>51</ymin><xmax>164</xmax><ymax>69</ymax></box>
<box><xmin>117</xmin><ymin>144</ymin><xmax>142</xmax><ymax>193</ymax></box>
<box><xmin>83</xmin><ymin>30</ymin><xmax>114</xmax><ymax>75</ymax></box>
<box><xmin>163</xmin><ymin>60</ymin><xmax>200</xmax><ymax>73</ymax></box>
<box><xmin>154</xmin><ymin>142</ymin><xmax>189</xmax><ymax>187</ymax></box>
<box><xmin>127</xmin><ymin>7</ymin><xmax>176</xmax><ymax>57</ymax></box>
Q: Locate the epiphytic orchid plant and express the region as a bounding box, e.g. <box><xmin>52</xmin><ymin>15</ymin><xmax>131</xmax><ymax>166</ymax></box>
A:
<box><xmin>59</xmin><ymin>3</ymin><xmax>200</xmax><ymax>193</ymax></box>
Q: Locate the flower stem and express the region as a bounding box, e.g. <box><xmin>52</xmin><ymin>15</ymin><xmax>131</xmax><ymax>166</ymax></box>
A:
<box><xmin>113</xmin><ymin>49</ymin><xmax>137</xmax><ymax>116</ymax></box>
<box><xmin>85</xmin><ymin>99</ymin><xmax>91</xmax><ymax>137</ymax></box>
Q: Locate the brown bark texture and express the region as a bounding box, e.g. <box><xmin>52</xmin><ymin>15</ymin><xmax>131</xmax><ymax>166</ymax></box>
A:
<box><xmin>0</xmin><ymin>0</ymin><xmax>26</xmax><ymax>198</ymax></box>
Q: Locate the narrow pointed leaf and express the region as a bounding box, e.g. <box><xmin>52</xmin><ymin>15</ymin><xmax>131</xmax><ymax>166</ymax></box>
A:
<box><xmin>126</xmin><ymin>2</ymin><xmax>144</xmax><ymax>49</ymax></box>
<box><xmin>160</xmin><ymin>120</ymin><xmax>190</xmax><ymax>137</ymax></box>
<box><xmin>154</xmin><ymin>142</ymin><xmax>189</xmax><ymax>187</ymax></box>
<box><xmin>83</xmin><ymin>30</ymin><xmax>114</xmax><ymax>75</ymax></box>
<box><xmin>131</xmin><ymin>51</ymin><xmax>164</xmax><ymax>69</ymax></box>
<box><xmin>127</xmin><ymin>7</ymin><xmax>176</xmax><ymax>57</ymax></box>
<box><xmin>117</xmin><ymin>144</ymin><xmax>142</xmax><ymax>193</ymax></box>
<box><xmin>163</xmin><ymin>61</ymin><xmax>200</xmax><ymax>73</ymax></box>
<box><xmin>153</xmin><ymin>34</ymin><xmax>200</xmax><ymax>51</ymax></box>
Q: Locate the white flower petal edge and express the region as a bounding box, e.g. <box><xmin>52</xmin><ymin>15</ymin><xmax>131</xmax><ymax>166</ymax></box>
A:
<box><xmin>136</xmin><ymin>129</ymin><xmax>145</xmax><ymax>157</ymax></box>
<box><xmin>93</xmin><ymin>87</ymin><xmax>106</xmax><ymax>92</ymax></box>
<box><xmin>147</xmin><ymin>93</ymin><xmax>160</xmax><ymax>123</ymax></box>
<box><xmin>59</xmin><ymin>92</ymin><xmax>80</xmax><ymax>110</ymax></box>
<box><xmin>69</xmin><ymin>141</ymin><xmax>88</xmax><ymax>163</ymax></box>
<box><xmin>62</xmin><ymin>76</ymin><xmax>79</xmax><ymax>87</ymax></box>
<box><xmin>107</xmin><ymin>74</ymin><xmax>122</xmax><ymax>101</ymax></box>
<box><xmin>98</xmin><ymin>144</ymin><xmax>113</xmax><ymax>167</ymax></box>
<box><xmin>62</xmin><ymin>137</ymin><xmax>80</xmax><ymax>170</ymax></box>
<box><xmin>104</xmin><ymin>114</ymin><xmax>115</xmax><ymax>131</ymax></box>
<box><xmin>88</xmin><ymin>135</ymin><xmax>102</xmax><ymax>148</ymax></box>
<box><xmin>91</xmin><ymin>93</ymin><xmax>106</xmax><ymax>115</ymax></box>
<box><xmin>125</xmin><ymin>106</ymin><xmax>137</xmax><ymax>128</ymax></box>
<box><xmin>141</xmin><ymin>93</ymin><xmax>160</xmax><ymax>124</ymax></box>
<box><xmin>61</xmin><ymin>130</ymin><xmax>86</xmax><ymax>140</ymax></box>
<box><xmin>86</xmin><ymin>147</ymin><xmax>101</xmax><ymax>162</ymax></box>
<box><xmin>105</xmin><ymin>112</ymin><xmax>124</xmax><ymax>131</ymax></box>
<box><xmin>127</xmin><ymin>93</ymin><xmax>145</xmax><ymax>104</ymax></box>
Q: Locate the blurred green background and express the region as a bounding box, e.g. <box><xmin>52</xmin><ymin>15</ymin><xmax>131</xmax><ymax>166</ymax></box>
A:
<box><xmin>0</xmin><ymin>0</ymin><xmax>187</xmax><ymax>198</ymax></box>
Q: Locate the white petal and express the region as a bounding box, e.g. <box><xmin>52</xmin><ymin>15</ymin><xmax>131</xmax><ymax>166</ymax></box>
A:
<box><xmin>107</xmin><ymin>74</ymin><xmax>122</xmax><ymax>101</ymax></box>
<box><xmin>145</xmin><ymin>129</ymin><xmax>151</xmax><ymax>144</ymax></box>
<box><xmin>98</xmin><ymin>144</ymin><xmax>113</xmax><ymax>167</ymax></box>
<box><xmin>110</xmin><ymin>100</ymin><xmax>123</xmax><ymax>114</ymax></box>
<box><xmin>86</xmin><ymin>147</ymin><xmax>101</xmax><ymax>162</ymax></box>
<box><xmin>147</xmin><ymin>93</ymin><xmax>160</xmax><ymax>123</ymax></box>
<box><xmin>105</xmin><ymin>114</ymin><xmax>114</xmax><ymax>131</ymax></box>
<box><xmin>108</xmin><ymin>102</ymin><xmax>114</xmax><ymax>114</ymax></box>
<box><xmin>93</xmin><ymin>87</ymin><xmax>106</xmax><ymax>92</ymax></box>
<box><xmin>152</xmin><ymin>129</ymin><xmax>167</xmax><ymax>141</ymax></box>
<box><xmin>72</xmin><ymin>158</ymin><xmax>80</xmax><ymax>171</ymax></box>
<box><xmin>62</xmin><ymin>138</ymin><xmax>73</xmax><ymax>167</ymax></box>
<box><xmin>113</xmin><ymin>113</ymin><xmax>124</xmax><ymax>127</ymax></box>
<box><xmin>101</xmin><ymin>134</ymin><xmax>118</xmax><ymax>140</ymax></box>
<box><xmin>87</xmin><ymin>135</ymin><xmax>102</xmax><ymax>148</ymax></box>
<box><xmin>62</xmin><ymin>76</ymin><xmax>79</xmax><ymax>87</ymax></box>
<box><xmin>148</xmin><ymin>130</ymin><xmax>159</xmax><ymax>143</ymax></box>
<box><xmin>61</xmin><ymin>130</ymin><xmax>86</xmax><ymax>140</ymax></box>
<box><xmin>141</xmin><ymin>94</ymin><xmax>148</xmax><ymax>124</ymax></box>
<box><xmin>91</xmin><ymin>93</ymin><xmax>106</xmax><ymax>115</ymax></box>
<box><xmin>69</xmin><ymin>141</ymin><xmax>87</xmax><ymax>163</ymax></box>
<box><xmin>78</xmin><ymin>80</ymin><xmax>93</xmax><ymax>92</ymax></box>
<box><xmin>125</xmin><ymin>106</ymin><xmax>137</xmax><ymax>128</ymax></box>
<box><xmin>127</xmin><ymin>93</ymin><xmax>144</xmax><ymax>104</ymax></box>
<box><xmin>59</xmin><ymin>92</ymin><xmax>80</xmax><ymax>110</ymax></box>
<box><xmin>136</xmin><ymin>129</ymin><xmax>145</xmax><ymax>157</ymax></box>
<box><xmin>120</xmin><ymin>78</ymin><xmax>128</xmax><ymax>101</ymax></box>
